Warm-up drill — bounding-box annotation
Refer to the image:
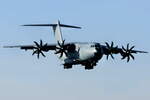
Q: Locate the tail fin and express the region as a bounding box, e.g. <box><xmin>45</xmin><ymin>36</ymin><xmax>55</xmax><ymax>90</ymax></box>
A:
<box><xmin>22</xmin><ymin>20</ymin><xmax>81</xmax><ymax>43</ymax></box>
<box><xmin>52</xmin><ymin>20</ymin><xmax>63</xmax><ymax>43</ymax></box>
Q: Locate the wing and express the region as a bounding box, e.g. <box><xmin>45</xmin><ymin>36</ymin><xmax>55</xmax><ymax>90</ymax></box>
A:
<box><xmin>4</xmin><ymin>44</ymin><xmax>56</xmax><ymax>51</ymax></box>
<box><xmin>4</xmin><ymin>43</ymin><xmax>57</xmax><ymax>59</ymax></box>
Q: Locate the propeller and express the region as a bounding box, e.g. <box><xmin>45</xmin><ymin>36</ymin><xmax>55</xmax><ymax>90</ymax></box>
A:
<box><xmin>32</xmin><ymin>40</ymin><xmax>47</xmax><ymax>59</ymax></box>
<box><xmin>55</xmin><ymin>40</ymin><xmax>68</xmax><ymax>58</ymax></box>
<box><xmin>105</xmin><ymin>41</ymin><xmax>118</xmax><ymax>60</ymax></box>
<box><xmin>121</xmin><ymin>43</ymin><xmax>135</xmax><ymax>62</ymax></box>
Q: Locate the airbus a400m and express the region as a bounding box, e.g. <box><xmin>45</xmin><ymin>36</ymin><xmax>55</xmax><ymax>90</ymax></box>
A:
<box><xmin>4</xmin><ymin>20</ymin><xmax>148</xmax><ymax>70</ymax></box>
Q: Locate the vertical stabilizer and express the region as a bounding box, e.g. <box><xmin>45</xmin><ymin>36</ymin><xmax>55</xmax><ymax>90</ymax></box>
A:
<box><xmin>52</xmin><ymin>20</ymin><xmax>63</xmax><ymax>44</ymax></box>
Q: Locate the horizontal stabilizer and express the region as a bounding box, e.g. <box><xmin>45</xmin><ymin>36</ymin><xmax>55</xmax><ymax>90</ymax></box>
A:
<box><xmin>22</xmin><ymin>24</ymin><xmax>81</xmax><ymax>29</ymax></box>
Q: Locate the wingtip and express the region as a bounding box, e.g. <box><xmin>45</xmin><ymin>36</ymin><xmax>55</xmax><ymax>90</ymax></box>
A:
<box><xmin>78</xmin><ymin>27</ymin><xmax>82</xmax><ymax>29</ymax></box>
<box><xmin>3</xmin><ymin>46</ymin><xmax>11</xmax><ymax>48</ymax></box>
<box><xmin>21</xmin><ymin>24</ymin><xmax>31</xmax><ymax>26</ymax></box>
<box><xmin>139</xmin><ymin>51</ymin><xmax>148</xmax><ymax>53</ymax></box>
<box><xmin>21</xmin><ymin>25</ymin><xmax>27</xmax><ymax>26</ymax></box>
<box><xmin>3</xmin><ymin>46</ymin><xmax>20</xmax><ymax>48</ymax></box>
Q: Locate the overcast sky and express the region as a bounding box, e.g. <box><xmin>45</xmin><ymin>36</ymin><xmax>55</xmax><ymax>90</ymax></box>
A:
<box><xmin>0</xmin><ymin>0</ymin><xmax>150</xmax><ymax>100</ymax></box>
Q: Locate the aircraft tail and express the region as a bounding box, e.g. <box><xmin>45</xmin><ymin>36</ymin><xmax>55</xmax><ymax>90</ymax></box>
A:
<box><xmin>52</xmin><ymin>21</ymin><xmax>63</xmax><ymax>43</ymax></box>
<box><xmin>22</xmin><ymin>20</ymin><xmax>81</xmax><ymax>44</ymax></box>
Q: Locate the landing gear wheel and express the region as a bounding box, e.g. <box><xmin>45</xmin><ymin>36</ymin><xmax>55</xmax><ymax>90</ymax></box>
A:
<box><xmin>85</xmin><ymin>63</ymin><xmax>94</xmax><ymax>70</ymax></box>
<box><xmin>64</xmin><ymin>64</ymin><xmax>72</xmax><ymax>69</ymax></box>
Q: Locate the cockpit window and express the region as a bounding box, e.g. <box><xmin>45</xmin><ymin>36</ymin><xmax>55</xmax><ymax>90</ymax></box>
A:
<box><xmin>91</xmin><ymin>45</ymin><xmax>95</xmax><ymax>47</ymax></box>
<box><xmin>95</xmin><ymin>43</ymin><xmax>100</xmax><ymax>48</ymax></box>
<box><xmin>91</xmin><ymin>43</ymin><xmax>100</xmax><ymax>48</ymax></box>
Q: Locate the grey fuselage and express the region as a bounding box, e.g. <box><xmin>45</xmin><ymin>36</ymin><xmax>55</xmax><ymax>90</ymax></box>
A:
<box><xmin>57</xmin><ymin>42</ymin><xmax>104</xmax><ymax>67</ymax></box>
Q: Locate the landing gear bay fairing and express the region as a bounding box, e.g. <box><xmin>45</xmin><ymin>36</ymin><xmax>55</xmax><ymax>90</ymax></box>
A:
<box><xmin>4</xmin><ymin>21</ymin><xmax>148</xmax><ymax>70</ymax></box>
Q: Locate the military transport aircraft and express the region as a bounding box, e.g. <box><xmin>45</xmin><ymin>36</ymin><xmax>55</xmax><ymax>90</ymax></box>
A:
<box><xmin>4</xmin><ymin>20</ymin><xmax>148</xmax><ymax>70</ymax></box>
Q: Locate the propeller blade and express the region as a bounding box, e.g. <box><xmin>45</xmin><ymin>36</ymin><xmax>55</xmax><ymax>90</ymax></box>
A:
<box><xmin>62</xmin><ymin>40</ymin><xmax>65</xmax><ymax>45</ymax></box>
<box><xmin>41</xmin><ymin>51</ymin><xmax>46</xmax><ymax>57</ymax></box>
<box><xmin>130</xmin><ymin>46</ymin><xmax>135</xmax><ymax>51</ymax></box>
<box><xmin>111</xmin><ymin>41</ymin><xmax>114</xmax><ymax>48</ymax></box>
<box><xmin>44</xmin><ymin>43</ymin><xmax>48</xmax><ymax>47</ymax></box>
<box><xmin>40</xmin><ymin>40</ymin><xmax>43</xmax><ymax>47</ymax></box>
<box><xmin>115</xmin><ymin>46</ymin><xmax>118</xmax><ymax>49</ymax></box>
<box><xmin>121</xmin><ymin>56</ymin><xmax>126</xmax><ymax>60</ymax></box>
<box><xmin>64</xmin><ymin>51</ymin><xmax>68</xmax><ymax>57</ymax></box>
<box><xmin>37</xmin><ymin>53</ymin><xmax>40</xmax><ymax>59</ymax></box>
<box><xmin>127</xmin><ymin>43</ymin><xmax>129</xmax><ymax>50</ymax></box>
<box><xmin>55</xmin><ymin>50</ymin><xmax>62</xmax><ymax>54</ymax></box>
<box><xmin>60</xmin><ymin>52</ymin><xmax>63</xmax><ymax>58</ymax></box>
<box><xmin>34</xmin><ymin>41</ymin><xmax>40</xmax><ymax>48</ymax></box>
<box><xmin>110</xmin><ymin>54</ymin><xmax>114</xmax><ymax>59</ymax></box>
<box><xmin>127</xmin><ymin>56</ymin><xmax>130</xmax><ymax>62</ymax></box>
<box><xmin>57</xmin><ymin>41</ymin><xmax>61</xmax><ymax>47</ymax></box>
<box><xmin>32</xmin><ymin>50</ymin><xmax>37</xmax><ymax>55</ymax></box>
<box><xmin>130</xmin><ymin>54</ymin><xmax>135</xmax><ymax>60</ymax></box>
<box><xmin>106</xmin><ymin>55</ymin><xmax>109</xmax><ymax>60</ymax></box>
<box><xmin>122</xmin><ymin>46</ymin><xmax>126</xmax><ymax>52</ymax></box>
<box><xmin>55</xmin><ymin>46</ymin><xmax>61</xmax><ymax>49</ymax></box>
<box><xmin>105</xmin><ymin>42</ymin><xmax>110</xmax><ymax>48</ymax></box>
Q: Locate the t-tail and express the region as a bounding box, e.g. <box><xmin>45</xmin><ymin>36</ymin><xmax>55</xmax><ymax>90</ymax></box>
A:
<box><xmin>22</xmin><ymin>20</ymin><xmax>81</xmax><ymax>44</ymax></box>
